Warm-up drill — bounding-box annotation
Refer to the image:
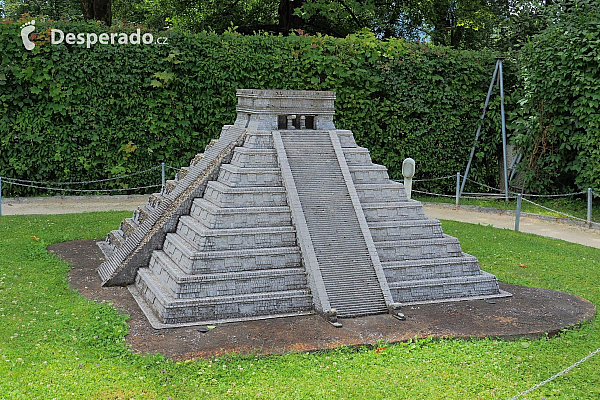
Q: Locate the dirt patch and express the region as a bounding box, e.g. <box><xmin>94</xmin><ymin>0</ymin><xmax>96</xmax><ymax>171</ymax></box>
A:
<box><xmin>49</xmin><ymin>239</ymin><xmax>597</xmax><ymax>360</ymax></box>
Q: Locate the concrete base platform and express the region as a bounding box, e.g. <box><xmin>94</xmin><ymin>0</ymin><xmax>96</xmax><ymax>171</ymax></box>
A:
<box><xmin>52</xmin><ymin>239</ymin><xmax>596</xmax><ymax>360</ymax></box>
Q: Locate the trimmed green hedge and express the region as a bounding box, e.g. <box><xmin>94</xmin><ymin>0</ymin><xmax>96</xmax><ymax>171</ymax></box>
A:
<box><xmin>1</xmin><ymin>18</ymin><xmax>506</xmax><ymax>196</ymax></box>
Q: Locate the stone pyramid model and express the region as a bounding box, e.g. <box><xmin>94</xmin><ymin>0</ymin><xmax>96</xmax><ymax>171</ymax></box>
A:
<box><xmin>97</xmin><ymin>89</ymin><xmax>510</xmax><ymax>328</ymax></box>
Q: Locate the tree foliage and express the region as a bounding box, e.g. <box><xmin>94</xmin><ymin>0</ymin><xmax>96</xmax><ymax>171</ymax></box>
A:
<box><xmin>2</xmin><ymin>0</ymin><xmax>82</xmax><ymax>20</ymax></box>
<box><xmin>109</xmin><ymin>0</ymin><xmax>509</xmax><ymax>49</ymax></box>
<box><xmin>80</xmin><ymin>0</ymin><xmax>112</xmax><ymax>26</ymax></box>
<box><xmin>512</xmin><ymin>0</ymin><xmax>600</xmax><ymax>192</ymax></box>
<box><xmin>1</xmin><ymin>0</ymin><xmax>559</xmax><ymax>51</ymax></box>
<box><xmin>495</xmin><ymin>0</ymin><xmax>555</xmax><ymax>54</ymax></box>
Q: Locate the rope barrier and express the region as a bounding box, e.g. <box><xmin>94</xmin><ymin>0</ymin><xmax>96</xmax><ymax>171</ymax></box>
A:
<box><xmin>514</xmin><ymin>190</ymin><xmax>586</xmax><ymax>198</ymax></box>
<box><xmin>3</xmin><ymin>180</ymin><xmax>161</xmax><ymax>193</ymax></box>
<box><xmin>463</xmin><ymin>177</ymin><xmax>505</xmax><ymax>193</ymax></box>
<box><xmin>412</xmin><ymin>189</ymin><xmax>457</xmax><ymax>198</ymax></box>
<box><xmin>507</xmin><ymin>347</ymin><xmax>600</xmax><ymax>400</ymax></box>
<box><xmin>520</xmin><ymin>197</ymin><xmax>588</xmax><ymax>223</ymax></box>
<box><xmin>412</xmin><ymin>189</ymin><xmax>517</xmax><ymax>200</ymax></box>
<box><xmin>0</xmin><ymin>169</ymin><xmax>593</xmax><ymax>222</ymax></box>
<box><xmin>462</xmin><ymin>192</ymin><xmax>506</xmax><ymax>197</ymax></box>
<box><xmin>413</xmin><ymin>175</ymin><xmax>456</xmax><ymax>183</ymax></box>
<box><xmin>394</xmin><ymin>174</ymin><xmax>590</xmax><ymax>205</ymax></box>
<box><xmin>411</xmin><ymin>178</ymin><xmax>594</xmax><ymax>223</ymax></box>
<box><xmin>399</xmin><ymin>175</ymin><xmax>585</xmax><ymax>198</ymax></box>
<box><xmin>0</xmin><ymin>169</ymin><xmax>588</xmax><ymax>199</ymax></box>
<box><xmin>0</xmin><ymin>165</ymin><xmax>162</xmax><ymax>185</ymax></box>
<box><xmin>463</xmin><ymin>177</ymin><xmax>586</xmax><ymax>198</ymax></box>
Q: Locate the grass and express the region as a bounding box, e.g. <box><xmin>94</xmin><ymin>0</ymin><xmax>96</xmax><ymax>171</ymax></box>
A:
<box><xmin>414</xmin><ymin>193</ymin><xmax>600</xmax><ymax>223</ymax></box>
<box><xmin>0</xmin><ymin>212</ymin><xmax>598</xmax><ymax>399</ymax></box>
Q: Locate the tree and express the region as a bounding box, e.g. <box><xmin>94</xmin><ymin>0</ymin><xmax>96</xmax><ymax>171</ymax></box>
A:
<box><xmin>422</xmin><ymin>0</ymin><xmax>505</xmax><ymax>48</ymax></box>
<box><xmin>2</xmin><ymin>0</ymin><xmax>112</xmax><ymax>25</ymax></box>
<box><xmin>80</xmin><ymin>0</ymin><xmax>112</xmax><ymax>25</ymax></box>
<box><xmin>495</xmin><ymin>0</ymin><xmax>555</xmax><ymax>53</ymax></box>
<box><xmin>122</xmin><ymin>0</ymin><xmax>508</xmax><ymax>49</ymax></box>
<box><xmin>2</xmin><ymin>0</ymin><xmax>82</xmax><ymax>20</ymax></box>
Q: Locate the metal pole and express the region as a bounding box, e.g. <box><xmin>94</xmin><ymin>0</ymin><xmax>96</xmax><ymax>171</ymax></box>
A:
<box><xmin>587</xmin><ymin>188</ymin><xmax>593</xmax><ymax>227</ymax></box>
<box><xmin>461</xmin><ymin>59</ymin><xmax>501</xmax><ymax>196</ymax></box>
<box><xmin>161</xmin><ymin>162</ymin><xmax>165</xmax><ymax>189</ymax></box>
<box><xmin>498</xmin><ymin>59</ymin><xmax>509</xmax><ymax>201</ymax></box>
<box><xmin>0</xmin><ymin>176</ymin><xmax>2</xmax><ymax>216</ymax></box>
<box><xmin>509</xmin><ymin>153</ymin><xmax>523</xmax><ymax>182</ymax></box>
<box><xmin>455</xmin><ymin>172</ymin><xmax>461</xmax><ymax>206</ymax></box>
<box><xmin>515</xmin><ymin>193</ymin><xmax>522</xmax><ymax>232</ymax></box>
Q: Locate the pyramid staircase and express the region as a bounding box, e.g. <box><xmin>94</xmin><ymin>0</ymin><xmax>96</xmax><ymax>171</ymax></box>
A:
<box><xmin>274</xmin><ymin>131</ymin><xmax>390</xmax><ymax>317</ymax></box>
<box><xmin>99</xmin><ymin>140</ymin><xmax>218</xmax><ymax>259</ymax></box>
<box><xmin>97</xmin><ymin>89</ymin><xmax>509</xmax><ymax>328</ymax></box>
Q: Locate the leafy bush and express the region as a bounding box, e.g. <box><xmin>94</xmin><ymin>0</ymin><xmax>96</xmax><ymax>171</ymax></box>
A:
<box><xmin>0</xmin><ymin>18</ymin><xmax>506</xmax><ymax>196</ymax></box>
<box><xmin>513</xmin><ymin>0</ymin><xmax>600</xmax><ymax>193</ymax></box>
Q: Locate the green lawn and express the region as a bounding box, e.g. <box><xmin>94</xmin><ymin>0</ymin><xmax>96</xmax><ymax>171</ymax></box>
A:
<box><xmin>0</xmin><ymin>212</ymin><xmax>598</xmax><ymax>399</ymax></box>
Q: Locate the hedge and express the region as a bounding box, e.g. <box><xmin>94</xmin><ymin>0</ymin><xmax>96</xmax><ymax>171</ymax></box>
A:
<box><xmin>0</xmin><ymin>18</ymin><xmax>507</xmax><ymax>196</ymax></box>
<box><xmin>513</xmin><ymin>1</ymin><xmax>600</xmax><ymax>193</ymax></box>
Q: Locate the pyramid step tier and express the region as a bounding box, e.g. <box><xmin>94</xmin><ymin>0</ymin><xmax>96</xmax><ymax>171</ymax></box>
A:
<box><xmin>335</xmin><ymin>130</ymin><xmax>358</xmax><ymax>148</ymax></box>
<box><xmin>230</xmin><ymin>147</ymin><xmax>278</xmax><ymax>168</ymax></box>
<box><xmin>105</xmin><ymin>229</ymin><xmax>124</xmax><ymax>252</ymax></box>
<box><xmin>203</xmin><ymin>181</ymin><xmax>288</xmax><ymax>208</ymax></box>
<box><xmin>342</xmin><ymin>147</ymin><xmax>373</xmax><ymax>165</ymax></box>
<box><xmin>368</xmin><ymin>218</ymin><xmax>444</xmax><ymax>241</ymax></box>
<box><xmin>218</xmin><ymin>164</ymin><xmax>282</xmax><ymax>187</ymax></box>
<box><xmin>149</xmin><ymin>250</ymin><xmax>308</xmax><ymax>299</ymax></box>
<box><xmin>243</xmin><ymin>132</ymin><xmax>275</xmax><ymax>149</ymax></box>
<box><xmin>164</xmin><ymin>179</ymin><xmax>177</xmax><ymax>195</ymax></box>
<box><xmin>389</xmin><ymin>272</ymin><xmax>501</xmax><ymax>304</ymax></box>
<box><xmin>175</xmin><ymin>166</ymin><xmax>189</xmax><ymax>181</ymax></box>
<box><xmin>120</xmin><ymin>218</ymin><xmax>139</xmax><ymax>240</ymax></box>
<box><xmin>190</xmin><ymin>198</ymin><xmax>292</xmax><ymax>229</ymax></box>
<box><xmin>355</xmin><ymin>182</ymin><xmax>408</xmax><ymax>203</ymax></box>
<box><xmin>382</xmin><ymin>254</ymin><xmax>482</xmax><ymax>282</ymax></box>
<box><xmin>135</xmin><ymin>268</ymin><xmax>313</xmax><ymax>325</ymax></box>
<box><xmin>176</xmin><ymin>216</ymin><xmax>297</xmax><ymax>251</ymax></box>
<box><xmin>135</xmin><ymin>204</ymin><xmax>154</xmax><ymax>225</ymax></box>
<box><xmin>163</xmin><ymin>233</ymin><xmax>301</xmax><ymax>274</ymax></box>
<box><xmin>147</xmin><ymin>192</ymin><xmax>166</xmax><ymax>209</ymax></box>
<box><xmin>348</xmin><ymin>165</ymin><xmax>389</xmax><ymax>184</ymax></box>
<box><xmin>375</xmin><ymin>235</ymin><xmax>463</xmax><ymax>262</ymax></box>
<box><xmin>362</xmin><ymin>201</ymin><xmax>427</xmax><ymax>222</ymax></box>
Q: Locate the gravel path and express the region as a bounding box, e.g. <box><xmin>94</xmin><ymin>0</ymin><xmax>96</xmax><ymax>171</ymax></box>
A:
<box><xmin>0</xmin><ymin>194</ymin><xmax>148</xmax><ymax>215</ymax></box>
<box><xmin>2</xmin><ymin>194</ymin><xmax>599</xmax><ymax>249</ymax></box>
<box><xmin>423</xmin><ymin>203</ymin><xmax>600</xmax><ymax>249</ymax></box>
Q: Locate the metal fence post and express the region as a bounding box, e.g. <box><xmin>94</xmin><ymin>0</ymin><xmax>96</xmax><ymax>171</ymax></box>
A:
<box><xmin>515</xmin><ymin>193</ymin><xmax>522</xmax><ymax>232</ymax></box>
<box><xmin>161</xmin><ymin>163</ymin><xmax>166</xmax><ymax>189</ymax></box>
<box><xmin>0</xmin><ymin>176</ymin><xmax>2</xmax><ymax>216</ymax></box>
<box><xmin>498</xmin><ymin>59</ymin><xmax>509</xmax><ymax>201</ymax></box>
<box><xmin>455</xmin><ymin>172</ymin><xmax>461</xmax><ymax>206</ymax></box>
<box><xmin>587</xmin><ymin>188</ymin><xmax>593</xmax><ymax>227</ymax></box>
